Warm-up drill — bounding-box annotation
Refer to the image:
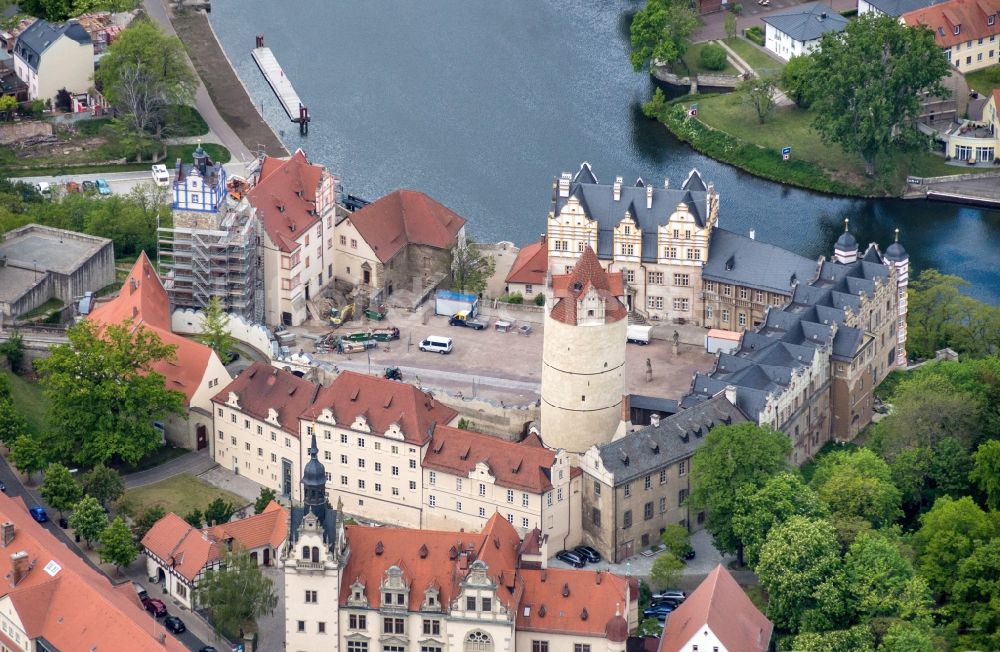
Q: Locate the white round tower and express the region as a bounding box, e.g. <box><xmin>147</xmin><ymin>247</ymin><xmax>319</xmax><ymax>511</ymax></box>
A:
<box><xmin>541</xmin><ymin>247</ymin><xmax>627</xmax><ymax>453</ymax></box>
<box><xmin>883</xmin><ymin>228</ymin><xmax>909</xmax><ymax>367</ymax></box>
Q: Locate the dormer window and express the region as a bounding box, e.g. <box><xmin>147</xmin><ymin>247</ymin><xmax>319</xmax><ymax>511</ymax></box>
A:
<box><xmin>989</xmin><ymin>15</ymin><xmax>995</xmax><ymax>25</ymax></box>
<box><xmin>954</xmin><ymin>25</ymin><xmax>960</xmax><ymax>34</ymax></box>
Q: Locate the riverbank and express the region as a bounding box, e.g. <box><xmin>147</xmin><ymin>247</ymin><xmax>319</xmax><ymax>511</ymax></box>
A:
<box><xmin>643</xmin><ymin>89</ymin><xmax>996</xmax><ymax>198</ymax></box>
<box><xmin>169</xmin><ymin>8</ymin><xmax>288</xmax><ymax>159</ymax></box>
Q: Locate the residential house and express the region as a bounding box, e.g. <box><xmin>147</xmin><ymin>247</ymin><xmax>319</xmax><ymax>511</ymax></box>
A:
<box><xmin>858</xmin><ymin>0</ymin><xmax>946</xmax><ymax>16</ymax></box>
<box><xmin>901</xmin><ymin>0</ymin><xmax>1000</xmax><ymax>72</ymax></box>
<box><xmin>658</xmin><ymin>565</ymin><xmax>772</xmax><ymax>652</ymax></box>
<box><xmin>0</xmin><ymin>492</ymin><xmax>187</xmax><ymax>651</ymax></box>
<box><xmin>248</xmin><ymin>149</ymin><xmax>339</xmax><ymax>326</ymax></box>
<box><xmin>940</xmin><ymin>88</ymin><xmax>1000</xmax><ymax>162</ymax></box>
<box><xmin>504</xmin><ymin>236</ymin><xmax>548</xmax><ymax>298</ymax></box>
<box><xmin>12</xmin><ymin>18</ymin><xmax>93</xmax><ymax>103</ymax></box>
<box><xmin>334</xmin><ymin>189</ymin><xmax>466</xmax><ymax>307</ymax></box>
<box><xmin>762</xmin><ymin>3</ymin><xmax>849</xmax><ymax>61</ymax></box>
<box><xmin>88</xmin><ymin>252</ymin><xmax>231</xmax><ymax>452</ymax></box>
<box><xmin>579</xmin><ymin>392</ymin><xmax>748</xmax><ymax>562</ymax></box>
<box><xmin>141</xmin><ymin>501</ymin><xmax>288</xmax><ymax>609</ymax></box>
<box><xmin>421</xmin><ymin>427</ymin><xmax>580</xmax><ymax>544</ymax></box>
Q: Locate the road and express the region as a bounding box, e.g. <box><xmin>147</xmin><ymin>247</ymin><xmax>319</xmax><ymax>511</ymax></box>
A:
<box><xmin>13</xmin><ymin>161</ymin><xmax>250</xmax><ymax>196</ymax></box>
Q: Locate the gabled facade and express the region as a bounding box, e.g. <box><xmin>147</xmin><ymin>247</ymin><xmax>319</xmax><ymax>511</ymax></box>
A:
<box><xmin>504</xmin><ymin>236</ymin><xmax>548</xmax><ymax>298</ymax></box>
<box><xmin>12</xmin><ymin>18</ymin><xmax>92</xmax><ymax>102</ymax></box>
<box><xmin>901</xmin><ymin>0</ymin><xmax>1000</xmax><ymax>72</ymax></box>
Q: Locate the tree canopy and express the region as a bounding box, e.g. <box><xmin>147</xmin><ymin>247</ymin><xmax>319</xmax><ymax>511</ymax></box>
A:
<box><xmin>732</xmin><ymin>472</ymin><xmax>828</xmax><ymax>567</ymax></box>
<box><xmin>451</xmin><ymin>237</ymin><xmax>496</xmax><ymax>296</ymax></box>
<box><xmin>40</xmin><ymin>463</ymin><xmax>82</xmax><ymax>519</ymax></box>
<box><xmin>81</xmin><ymin>465</ymin><xmax>125</xmax><ymax>510</ymax></box>
<box><xmin>35</xmin><ymin>319</ymin><xmax>186</xmax><ymax>467</ymax></box>
<box><xmin>811</xmin><ymin>449</ymin><xmax>902</xmax><ymax>528</ymax></box>
<box><xmin>199</xmin><ymin>296</ymin><xmax>236</xmax><ymax>361</ymax></box>
<box><xmin>254</xmin><ymin>487</ymin><xmax>278</xmax><ymax>515</ymax></box>
<box><xmin>971</xmin><ymin>440</ymin><xmax>1000</xmax><ymax>510</ymax></box>
<box><xmin>197</xmin><ymin>546</ymin><xmax>278</xmax><ymax>637</ymax></box>
<box><xmin>629</xmin><ymin>0</ymin><xmax>700</xmax><ymax>70</ymax></box>
<box><xmin>805</xmin><ymin>14</ymin><xmax>950</xmax><ymax>176</ymax></box>
<box><xmin>100</xmin><ymin>516</ymin><xmax>139</xmax><ymax>575</ymax></box>
<box><xmin>69</xmin><ymin>495</ymin><xmax>108</xmax><ymax>549</ymax></box>
<box><xmin>913</xmin><ymin>496</ymin><xmax>996</xmax><ymax>598</ymax></box>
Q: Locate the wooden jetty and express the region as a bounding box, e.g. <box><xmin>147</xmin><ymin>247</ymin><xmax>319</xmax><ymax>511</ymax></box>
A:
<box><xmin>251</xmin><ymin>35</ymin><xmax>310</xmax><ymax>135</ymax></box>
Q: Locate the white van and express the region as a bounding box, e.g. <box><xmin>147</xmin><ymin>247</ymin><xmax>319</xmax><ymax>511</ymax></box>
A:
<box><xmin>419</xmin><ymin>336</ymin><xmax>453</xmax><ymax>354</ymax></box>
<box><xmin>151</xmin><ymin>164</ymin><xmax>170</xmax><ymax>187</ymax></box>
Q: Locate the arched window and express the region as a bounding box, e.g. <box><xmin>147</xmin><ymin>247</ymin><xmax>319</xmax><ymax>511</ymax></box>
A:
<box><xmin>311</xmin><ymin>546</ymin><xmax>320</xmax><ymax>563</ymax></box>
<box><xmin>301</xmin><ymin>545</ymin><xmax>309</xmax><ymax>559</ymax></box>
<box><xmin>465</xmin><ymin>630</ymin><xmax>493</xmax><ymax>652</ymax></box>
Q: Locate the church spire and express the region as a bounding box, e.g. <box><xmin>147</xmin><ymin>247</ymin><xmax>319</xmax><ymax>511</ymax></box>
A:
<box><xmin>302</xmin><ymin>433</ymin><xmax>328</xmax><ymax>524</ymax></box>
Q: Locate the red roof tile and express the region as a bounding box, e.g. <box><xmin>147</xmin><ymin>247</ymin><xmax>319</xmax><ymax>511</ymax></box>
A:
<box><xmin>517</xmin><ymin>568</ymin><xmax>632</xmax><ymax>637</ymax></box>
<box><xmin>248</xmin><ymin>149</ymin><xmax>325</xmax><ymax>253</ymax></box>
<box><xmin>213</xmin><ymin>361</ymin><xmax>320</xmax><ymax>435</ymax></box>
<box><xmin>658</xmin><ymin>565</ymin><xmax>772</xmax><ymax>652</ymax></box>
<box><xmin>901</xmin><ymin>0</ymin><xmax>1000</xmax><ymax>47</ymax></box>
<box><xmin>422</xmin><ymin>425</ymin><xmax>556</xmax><ymax>493</ymax></box>
<box><xmin>549</xmin><ymin>246</ymin><xmax>627</xmax><ymax>325</ymax></box>
<box><xmin>506</xmin><ymin>238</ymin><xmax>548</xmax><ymax>285</ymax></box>
<box><xmin>303</xmin><ymin>371</ymin><xmax>458</xmax><ymax>445</ymax></box>
<box><xmin>0</xmin><ymin>493</ymin><xmax>186</xmax><ymax>650</ymax></box>
<box><xmin>348</xmin><ymin>189</ymin><xmax>466</xmax><ymax>263</ymax></box>
<box><xmin>87</xmin><ymin>252</ymin><xmax>218</xmax><ymax>403</ymax></box>
<box><xmin>208</xmin><ymin>500</ymin><xmax>288</xmax><ymax>551</ymax></box>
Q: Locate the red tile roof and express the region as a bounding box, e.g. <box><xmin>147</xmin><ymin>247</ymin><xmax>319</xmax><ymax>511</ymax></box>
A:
<box><xmin>422</xmin><ymin>425</ymin><xmax>556</xmax><ymax>493</ymax></box>
<box><xmin>517</xmin><ymin>568</ymin><xmax>632</xmax><ymax>637</ymax></box>
<box><xmin>0</xmin><ymin>493</ymin><xmax>186</xmax><ymax>651</ymax></box>
<box><xmin>901</xmin><ymin>0</ymin><xmax>1000</xmax><ymax>47</ymax></box>
<box><xmin>87</xmin><ymin>252</ymin><xmax>218</xmax><ymax>403</ymax></box>
<box><xmin>213</xmin><ymin>361</ymin><xmax>320</xmax><ymax>435</ymax></box>
<box><xmin>141</xmin><ymin>502</ymin><xmax>289</xmax><ymax>583</ymax></box>
<box><xmin>248</xmin><ymin>149</ymin><xmax>326</xmax><ymax>253</ymax></box>
<box><xmin>658</xmin><ymin>565</ymin><xmax>772</xmax><ymax>652</ymax></box>
<box><xmin>303</xmin><ymin>371</ymin><xmax>458</xmax><ymax>445</ymax></box>
<box><xmin>506</xmin><ymin>238</ymin><xmax>548</xmax><ymax>285</ymax></box>
<box><xmin>549</xmin><ymin>246</ymin><xmax>627</xmax><ymax>325</ymax></box>
<box><xmin>348</xmin><ymin>189</ymin><xmax>466</xmax><ymax>263</ymax></box>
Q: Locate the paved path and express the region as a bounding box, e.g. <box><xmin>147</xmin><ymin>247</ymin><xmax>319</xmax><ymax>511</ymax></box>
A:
<box><xmin>124</xmin><ymin>450</ymin><xmax>219</xmax><ymax>489</ymax></box>
<box><xmin>326</xmin><ymin>358</ymin><xmax>541</xmax><ymax>393</ymax></box>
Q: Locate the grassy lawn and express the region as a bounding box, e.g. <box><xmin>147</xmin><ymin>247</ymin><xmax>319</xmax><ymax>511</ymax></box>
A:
<box><xmin>123</xmin><ymin>474</ymin><xmax>245</xmax><ymax>517</ymax></box>
<box><xmin>723</xmin><ymin>37</ymin><xmax>785</xmax><ymax>76</ymax></box>
<box><xmin>163</xmin><ymin>104</ymin><xmax>209</xmax><ymax>137</ymax></box>
<box><xmin>682</xmin><ymin>42</ymin><xmax>739</xmax><ymax>76</ymax></box>
<box><xmin>1</xmin><ymin>143</ymin><xmax>231</xmax><ymax>177</ymax></box>
<box><xmin>165</xmin><ymin>142</ymin><xmax>231</xmax><ymax>165</ymax></box>
<box><xmin>1</xmin><ymin>369</ymin><xmax>46</xmax><ymax>437</ymax></box>
<box><xmin>964</xmin><ymin>64</ymin><xmax>1000</xmax><ymax>95</ymax></box>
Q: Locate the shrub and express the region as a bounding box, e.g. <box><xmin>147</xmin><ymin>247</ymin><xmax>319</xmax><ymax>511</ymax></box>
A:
<box><xmin>746</xmin><ymin>26</ymin><xmax>765</xmax><ymax>46</ymax></box>
<box><xmin>533</xmin><ymin>293</ymin><xmax>545</xmax><ymax>306</ymax></box>
<box><xmin>699</xmin><ymin>44</ymin><xmax>728</xmax><ymax>71</ymax></box>
<box><xmin>504</xmin><ymin>292</ymin><xmax>524</xmax><ymax>305</ymax></box>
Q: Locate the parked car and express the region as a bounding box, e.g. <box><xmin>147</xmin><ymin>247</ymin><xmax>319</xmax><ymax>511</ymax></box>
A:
<box><xmin>199</xmin><ymin>648</ymin><xmax>218</xmax><ymax>652</ymax></box>
<box><xmin>33</xmin><ymin>181</ymin><xmax>51</xmax><ymax>195</ymax></box>
<box><xmin>419</xmin><ymin>336</ymin><xmax>453</xmax><ymax>354</ymax></box>
<box><xmin>643</xmin><ymin>604</ymin><xmax>674</xmax><ymax>619</ymax></box>
<box><xmin>29</xmin><ymin>507</ymin><xmax>48</xmax><ymax>523</ymax></box>
<box><xmin>81</xmin><ymin>180</ymin><xmax>95</xmax><ymax>192</ymax></box>
<box><xmin>164</xmin><ymin>616</ymin><xmax>186</xmax><ymax>634</ymax></box>
<box><xmin>555</xmin><ymin>550</ymin><xmax>585</xmax><ymax>568</ymax></box>
<box><xmin>141</xmin><ymin>595</ymin><xmax>167</xmax><ymax>617</ymax></box>
<box><xmin>448</xmin><ymin>311</ymin><xmax>487</xmax><ymax>330</ymax></box>
<box><xmin>95</xmin><ymin>178</ymin><xmax>111</xmax><ymax>195</ymax></box>
<box><xmin>223</xmin><ymin>350</ymin><xmax>240</xmax><ymax>364</ymax></box>
<box><xmin>151</xmin><ymin>164</ymin><xmax>170</xmax><ymax>187</ymax></box>
<box><xmin>0</xmin><ymin>481</ymin><xmax>5</xmax><ymax>492</ymax></box>
<box><xmin>65</xmin><ymin>181</ymin><xmax>81</xmax><ymax>193</ymax></box>
<box><xmin>574</xmin><ymin>545</ymin><xmax>602</xmax><ymax>563</ymax></box>
<box><xmin>652</xmin><ymin>590</ymin><xmax>686</xmax><ymax>603</ymax></box>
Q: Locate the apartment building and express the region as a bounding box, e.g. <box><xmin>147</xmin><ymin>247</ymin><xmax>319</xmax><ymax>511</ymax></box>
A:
<box><xmin>902</xmin><ymin>0</ymin><xmax>1000</xmax><ymax>72</ymax></box>
<box><xmin>12</xmin><ymin>18</ymin><xmax>92</xmax><ymax>102</ymax></box>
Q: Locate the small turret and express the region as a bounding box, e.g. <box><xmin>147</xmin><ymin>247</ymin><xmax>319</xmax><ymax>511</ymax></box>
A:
<box><xmin>833</xmin><ymin>218</ymin><xmax>858</xmax><ymax>264</ymax></box>
<box><xmin>193</xmin><ymin>141</ymin><xmax>209</xmax><ymax>176</ymax></box>
<box><xmin>883</xmin><ymin>227</ymin><xmax>908</xmax><ymax>263</ymax></box>
<box><xmin>302</xmin><ymin>434</ymin><xmax>328</xmax><ymax>524</ymax></box>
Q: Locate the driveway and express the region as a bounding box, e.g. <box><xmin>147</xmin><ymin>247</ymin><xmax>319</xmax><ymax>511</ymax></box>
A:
<box><xmin>124</xmin><ymin>450</ymin><xmax>219</xmax><ymax>489</ymax></box>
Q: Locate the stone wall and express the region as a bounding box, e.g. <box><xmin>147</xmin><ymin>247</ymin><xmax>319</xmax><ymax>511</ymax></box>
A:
<box><xmin>0</xmin><ymin>121</ymin><xmax>52</xmax><ymax>146</ymax></box>
<box><xmin>478</xmin><ymin>300</ymin><xmax>546</xmax><ymax>324</ymax></box>
<box><xmin>171</xmin><ymin>308</ymin><xmax>273</xmax><ymax>358</ymax></box>
<box><xmin>432</xmin><ymin>392</ymin><xmax>539</xmax><ymax>439</ymax></box>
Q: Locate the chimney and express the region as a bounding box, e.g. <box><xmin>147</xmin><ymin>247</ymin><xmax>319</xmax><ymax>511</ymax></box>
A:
<box><xmin>10</xmin><ymin>551</ymin><xmax>29</xmax><ymax>586</ymax></box>
<box><xmin>820</xmin><ymin>11</ymin><xmax>827</xmax><ymax>18</ymax></box>
<box><xmin>558</xmin><ymin>173</ymin><xmax>571</xmax><ymax>198</ymax></box>
<box><xmin>724</xmin><ymin>385</ymin><xmax>737</xmax><ymax>406</ymax></box>
<box><xmin>749</xmin><ymin>229</ymin><xmax>755</xmax><ymax>240</ymax></box>
<box><xmin>650</xmin><ymin>413</ymin><xmax>661</xmax><ymax>428</ymax></box>
<box><xmin>0</xmin><ymin>522</ymin><xmax>13</xmax><ymax>547</ymax></box>
<box><xmin>646</xmin><ymin>184</ymin><xmax>653</xmax><ymax>209</ymax></box>
<box><xmin>613</xmin><ymin>176</ymin><xmax>623</xmax><ymax>201</ymax></box>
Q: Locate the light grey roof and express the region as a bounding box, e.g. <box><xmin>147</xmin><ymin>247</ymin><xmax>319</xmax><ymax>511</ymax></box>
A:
<box><xmin>14</xmin><ymin>19</ymin><xmax>91</xmax><ymax>72</ymax></box>
<box><xmin>629</xmin><ymin>394</ymin><xmax>679</xmax><ymax>415</ymax></box>
<box><xmin>863</xmin><ymin>0</ymin><xmax>946</xmax><ymax>15</ymax></box>
<box><xmin>702</xmin><ymin>228</ymin><xmax>819</xmax><ymax>295</ymax></box>
<box><xmin>597</xmin><ymin>393</ymin><xmax>748</xmax><ymax>484</ymax></box>
<box><xmin>555</xmin><ymin>163</ymin><xmax>712</xmax><ymax>263</ymax></box>
<box><xmin>762</xmin><ymin>3</ymin><xmax>848</xmax><ymax>42</ymax></box>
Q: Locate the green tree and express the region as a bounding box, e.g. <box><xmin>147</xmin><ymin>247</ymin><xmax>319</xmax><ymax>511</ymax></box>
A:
<box><xmin>724</xmin><ymin>12</ymin><xmax>738</xmax><ymax>39</ymax></box>
<box><xmin>970</xmin><ymin>440</ymin><xmax>1000</xmax><ymax>509</ymax></box>
<box><xmin>629</xmin><ymin>0</ymin><xmax>700</xmax><ymax>70</ymax></box>
<box><xmin>184</xmin><ymin>508</ymin><xmax>204</xmax><ymax>528</ymax></box>
<box><xmin>133</xmin><ymin>505</ymin><xmax>166</xmax><ymax>541</ymax></box>
<box><xmin>905</xmin><ymin>269</ymin><xmax>982</xmax><ymax>359</ymax></box>
<box><xmin>0</xmin><ymin>94</ymin><xmax>17</xmax><ymax>118</ymax></box>
<box><xmin>69</xmin><ymin>495</ymin><xmax>108</xmax><ymax>549</ymax></box>
<box><xmin>732</xmin><ymin>472</ymin><xmax>828</xmax><ymax>567</ymax></box>
<box><xmin>254</xmin><ymin>487</ymin><xmax>278</xmax><ymax>514</ymax></box>
<box><xmin>806</xmin><ymin>14</ymin><xmax>949</xmax><ymax>176</ymax></box>
<box><xmin>878</xmin><ymin>372</ymin><xmax>980</xmax><ymax>456</ymax></box>
<box><xmin>649</xmin><ymin>552</ymin><xmax>684</xmax><ymax>589</ymax></box>
<box><xmin>756</xmin><ymin>516</ymin><xmax>841</xmax><ymax>632</ymax></box>
<box><xmin>699</xmin><ymin>43</ymin><xmax>728</xmax><ymax>71</ymax></box>
<box><xmin>737</xmin><ymin>76</ymin><xmax>777</xmax><ymax>124</ymax></box>
<box><xmin>878</xmin><ymin>623</ymin><xmax>936</xmax><ymax>652</ymax></box>
<box><xmin>0</xmin><ymin>396</ymin><xmax>28</xmax><ymax>446</ymax></box>
<box><xmin>40</xmin><ymin>463</ymin><xmax>82</xmax><ymax>519</ymax></box>
<box><xmin>36</xmin><ymin>319</ymin><xmax>185</xmax><ymax>466</ymax></box>
<box><xmin>197</xmin><ymin>545</ymin><xmax>278</xmax><ymax>637</ymax></box>
<box><xmin>204</xmin><ymin>497</ymin><xmax>235</xmax><ymax>526</ymax></box>
<box><xmin>0</xmin><ymin>331</ymin><xmax>24</xmax><ymax>372</ymax></box>
<box><xmin>199</xmin><ymin>296</ymin><xmax>236</xmax><ymax>361</ymax></box>
<box><xmin>914</xmin><ymin>496</ymin><xmax>996</xmax><ymax>598</ymax></box>
<box><xmin>99</xmin><ymin>515</ymin><xmax>138</xmax><ymax>576</ymax></box>
<box><xmin>660</xmin><ymin>524</ymin><xmax>692</xmax><ymax>559</ymax></box>
<box><xmin>949</xmin><ymin>537</ymin><xmax>1000</xmax><ymax>651</ymax></box>
<box><xmin>9</xmin><ymin>435</ymin><xmax>49</xmax><ymax>482</ymax></box>
<box><xmin>791</xmin><ymin>626</ymin><xmax>875</xmax><ymax>652</ymax></box>
<box><xmin>811</xmin><ymin>449</ymin><xmax>902</xmax><ymax>528</ymax></box>
<box><xmin>779</xmin><ymin>55</ymin><xmax>816</xmax><ymax>107</ymax></box>
<box><xmin>81</xmin><ymin>465</ymin><xmax>125</xmax><ymax>510</ymax></box>
<box><xmin>688</xmin><ymin>423</ymin><xmax>791</xmax><ymax>563</ymax></box>
<box><xmin>844</xmin><ymin>532</ymin><xmax>932</xmax><ymax>626</ymax></box>
<box><xmin>533</xmin><ymin>292</ymin><xmax>545</xmax><ymax>307</ymax></box>
<box><xmin>451</xmin><ymin>237</ymin><xmax>496</xmax><ymax>296</ymax></box>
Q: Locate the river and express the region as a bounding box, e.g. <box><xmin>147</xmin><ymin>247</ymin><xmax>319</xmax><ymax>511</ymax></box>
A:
<box><xmin>208</xmin><ymin>0</ymin><xmax>1000</xmax><ymax>303</ymax></box>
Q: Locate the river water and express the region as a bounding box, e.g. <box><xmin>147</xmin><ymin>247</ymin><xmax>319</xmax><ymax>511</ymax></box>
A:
<box><xmin>209</xmin><ymin>0</ymin><xmax>1000</xmax><ymax>303</ymax></box>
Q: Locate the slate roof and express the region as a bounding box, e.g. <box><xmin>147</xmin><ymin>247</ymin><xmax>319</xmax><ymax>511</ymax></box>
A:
<box><xmin>348</xmin><ymin>189</ymin><xmax>466</xmax><ymax>263</ymax></box>
<box><xmin>628</xmin><ymin>394</ymin><xmax>679</xmax><ymax>415</ymax></box>
<box><xmin>702</xmin><ymin>228</ymin><xmax>819</xmax><ymax>295</ymax></box>
<box><xmin>863</xmin><ymin>0</ymin><xmax>947</xmax><ymax>15</ymax></box>
<box><xmin>14</xmin><ymin>19</ymin><xmax>90</xmax><ymax>72</ymax></box>
<box><xmin>659</xmin><ymin>565</ymin><xmax>772</xmax><ymax>652</ymax></box>
<box><xmin>685</xmin><ymin>242</ymin><xmax>892</xmax><ymax>420</ymax></box>
<box><xmin>554</xmin><ymin>163</ymin><xmax>714</xmax><ymax>263</ymax></box>
<box><xmin>423</xmin><ymin>425</ymin><xmax>557</xmax><ymax>493</ymax></box>
<box><xmin>902</xmin><ymin>0</ymin><xmax>1000</xmax><ymax>47</ymax></box>
<box><xmin>762</xmin><ymin>2</ymin><xmax>849</xmax><ymax>42</ymax></box>
<box><xmin>597</xmin><ymin>393</ymin><xmax>748</xmax><ymax>484</ymax></box>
